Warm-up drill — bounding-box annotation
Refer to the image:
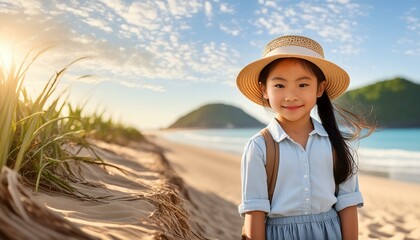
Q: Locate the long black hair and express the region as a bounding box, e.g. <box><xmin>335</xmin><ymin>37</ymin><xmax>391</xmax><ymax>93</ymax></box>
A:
<box><xmin>259</xmin><ymin>58</ymin><xmax>374</xmax><ymax>185</ymax></box>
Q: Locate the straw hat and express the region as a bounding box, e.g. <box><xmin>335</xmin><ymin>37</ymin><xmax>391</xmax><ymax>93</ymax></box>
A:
<box><xmin>236</xmin><ymin>35</ymin><xmax>350</xmax><ymax>105</ymax></box>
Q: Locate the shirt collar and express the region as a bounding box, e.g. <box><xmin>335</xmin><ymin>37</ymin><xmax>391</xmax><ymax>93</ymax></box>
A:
<box><xmin>311</xmin><ymin>118</ymin><xmax>329</xmax><ymax>137</ymax></box>
<box><xmin>267</xmin><ymin>117</ymin><xmax>329</xmax><ymax>142</ymax></box>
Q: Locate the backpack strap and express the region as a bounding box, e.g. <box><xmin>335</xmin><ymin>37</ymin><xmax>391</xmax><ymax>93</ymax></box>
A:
<box><xmin>260</xmin><ymin>128</ymin><xmax>279</xmax><ymax>203</ymax></box>
<box><xmin>241</xmin><ymin>128</ymin><xmax>279</xmax><ymax>240</ymax></box>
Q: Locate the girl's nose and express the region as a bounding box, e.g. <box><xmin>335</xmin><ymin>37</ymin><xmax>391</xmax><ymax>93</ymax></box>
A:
<box><xmin>284</xmin><ymin>90</ymin><xmax>298</xmax><ymax>101</ymax></box>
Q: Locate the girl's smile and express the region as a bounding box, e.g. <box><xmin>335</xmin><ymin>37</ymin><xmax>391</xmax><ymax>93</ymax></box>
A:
<box><xmin>282</xmin><ymin>105</ymin><xmax>304</xmax><ymax>110</ymax></box>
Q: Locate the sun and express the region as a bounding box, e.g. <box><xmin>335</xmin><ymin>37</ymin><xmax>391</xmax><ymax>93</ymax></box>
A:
<box><xmin>0</xmin><ymin>40</ymin><xmax>15</xmax><ymax>70</ymax></box>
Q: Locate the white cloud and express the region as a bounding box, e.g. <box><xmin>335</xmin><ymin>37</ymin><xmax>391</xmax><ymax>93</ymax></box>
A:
<box><xmin>406</xmin><ymin>16</ymin><xmax>419</xmax><ymax>31</ymax></box>
<box><xmin>265</xmin><ymin>1</ymin><xmax>277</xmax><ymax>8</ymax></box>
<box><xmin>121</xmin><ymin>81</ymin><xmax>166</xmax><ymax>92</ymax></box>
<box><xmin>331</xmin><ymin>44</ymin><xmax>360</xmax><ymax>55</ymax></box>
<box><xmin>204</xmin><ymin>1</ymin><xmax>212</xmax><ymax>18</ymax></box>
<box><xmin>155</xmin><ymin>1</ymin><xmax>166</xmax><ymax>11</ymax></box>
<box><xmin>254</xmin><ymin>0</ymin><xmax>366</xmax><ymax>55</ymax></box>
<box><xmin>220</xmin><ymin>23</ymin><xmax>240</xmax><ymax>36</ymax></box>
<box><xmin>255</xmin><ymin>13</ymin><xmax>293</xmax><ymax>35</ymax></box>
<box><xmin>220</xmin><ymin>3</ymin><xmax>234</xmax><ymax>13</ymax></box>
<box><xmin>399</xmin><ymin>7</ymin><xmax>420</xmax><ymax>56</ymax></box>
<box><xmin>403</xmin><ymin>7</ymin><xmax>419</xmax><ymax>33</ymax></box>
<box><xmin>55</xmin><ymin>3</ymin><xmax>90</xmax><ymax>18</ymax></box>
<box><xmin>2</xmin><ymin>0</ymin><xmax>43</xmax><ymax>15</ymax></box>
<box><xmin>404</xmin><ymin>48</ymin><xmax>420</xmax><ymax>56</ymax></box>
<box><xmin>124</xmin><ymin>2</ymin><xmax>161</xmax><ymax>31</ymax></box>
<box><xmin>167</xmin><ymin>0</ymin><xmax>202</xmax><ymax>17</ymax></box>
<box><xmin>99</xmin><ymin>0</ymin><xmax>125</xmax><ymax>13</ymax></box>
<box><xmin>83</xmin><ymin>17</ymin><xmax>113</xmax><ymax>32</ymax></box>
<box><xmin>337</xmin><ymin>0</ymin><xmax>350</xmax><ymax>4</ymax></box>
<box><xmin>72</xmin><ymin>35</ymin><xmax>93</xmax><ymax>44</ymax></box>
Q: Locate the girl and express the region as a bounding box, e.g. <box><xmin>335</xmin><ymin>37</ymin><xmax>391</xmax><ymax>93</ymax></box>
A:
<box><xmin>236</xmin><ymin>35</ymin><xmax>373</xmax><ymax>239</ymax></box>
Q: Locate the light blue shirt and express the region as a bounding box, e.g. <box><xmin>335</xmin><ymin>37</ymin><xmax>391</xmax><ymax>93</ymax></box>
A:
<box><xmin>238</xmin><ymin>118</ymin><xmax>363</xmax><ymax>218</ymax></box>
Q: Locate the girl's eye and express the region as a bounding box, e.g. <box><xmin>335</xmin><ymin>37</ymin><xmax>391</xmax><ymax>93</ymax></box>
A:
<box><xmin>299</xmin><ymin>83</ymin><xmax>309</xmax><ymax>87</ymax></box>
<box><xmin>274</xmin><ymin>84</ymin><xmax>285</xmax><ymax>88</ymax></box>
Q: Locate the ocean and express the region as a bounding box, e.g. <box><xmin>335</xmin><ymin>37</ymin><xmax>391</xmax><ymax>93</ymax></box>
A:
<box><xmin>163</xmin><ymin>128</ymin><xmax>420</xmax><ymax>184</ymax></box>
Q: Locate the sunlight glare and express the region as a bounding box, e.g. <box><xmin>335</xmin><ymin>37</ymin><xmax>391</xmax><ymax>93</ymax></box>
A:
<box><xmin>0</xmin><ymin>40</ymin><xmax>14</xmax><ymax>70</ymax></box>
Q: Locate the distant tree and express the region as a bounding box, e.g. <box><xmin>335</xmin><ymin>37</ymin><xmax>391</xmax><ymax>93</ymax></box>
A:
<box><xmin>336</xmin><ymin>77</ymin><xmax>420</xmax><ymax>128</ymax></box>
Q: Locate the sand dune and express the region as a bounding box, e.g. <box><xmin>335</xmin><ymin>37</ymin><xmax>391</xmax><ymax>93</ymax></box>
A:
<box><xmin>32</xmin><ymin>140</ymin><xmax>205</xmax><ymax>239</ymax></box>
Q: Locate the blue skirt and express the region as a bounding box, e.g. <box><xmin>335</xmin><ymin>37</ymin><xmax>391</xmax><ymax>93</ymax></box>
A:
<box><xmin>266</xmin><ymin>209</ymin><xmax>342</xmax><ymax>240</ymax></box>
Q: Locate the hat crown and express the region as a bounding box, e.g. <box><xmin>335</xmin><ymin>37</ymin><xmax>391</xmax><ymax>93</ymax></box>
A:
<box><xmin>262</xmin><ymin>35</ymin><xmax>324</xmax><ymax>58</ymax></box>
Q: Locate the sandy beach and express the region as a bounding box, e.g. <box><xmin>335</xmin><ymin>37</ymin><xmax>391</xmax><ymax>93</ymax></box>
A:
<box><xmin>152</xmin><ymin>135</ymin><xmax>420</xmax><ymax>240</ymax></box>
<box><xmin>26</xmin><ymin>134</ymin><xmax>420</xmax><ymax>240</ymax></box>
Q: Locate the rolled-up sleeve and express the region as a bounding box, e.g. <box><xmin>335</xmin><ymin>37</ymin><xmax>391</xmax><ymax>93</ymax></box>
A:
<box><xmin>238</xmin><ymin>138</ymin><xmax>270</xmax><ymax>217</ymax></box>
<box><xmin>335</xmin><ymin>173</ymin><xmax>364</xmax><ymax>212</ymax></box>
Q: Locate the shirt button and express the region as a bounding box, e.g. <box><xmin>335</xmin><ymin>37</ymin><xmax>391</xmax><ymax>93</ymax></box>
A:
<box><xmin>304</xmin><ymin>188</ymin><xmax>309</xmax><ymax>191</ymax></box>
<box><xmin>306</xmin><ymin>198</ymin><xmax>310</xmax><ymax>201</ymax></box>
<box><xmin>303</xmin><ymin>175</ymin><xmax>308</xmax><ymax>178</ymax></box>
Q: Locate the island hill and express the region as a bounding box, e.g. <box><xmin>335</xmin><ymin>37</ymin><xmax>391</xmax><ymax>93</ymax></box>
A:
<box><xmin>168</xmin><ymin>78</ymin><xmax>420</xmax><ymax>129</ymax></box>
<box><xmin>168</xmin><ymin>103</ymin><xmax>265</xmax><ymax>129</ymax></box>
<box><xmin>337</xmin><ymin>77</ymin><xmax>420</xmax><ymax>128</ymax></box>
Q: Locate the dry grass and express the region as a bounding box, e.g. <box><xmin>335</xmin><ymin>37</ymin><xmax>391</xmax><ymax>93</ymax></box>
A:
<box><xmin>0</xmin><ymin>166</ymin><xmax>98</xmax><ymax>239</ymax></box>
<box><xmin>146</xmin><ymin>148</ymin><xmax>207</xmax><ymax>240</ymax></box>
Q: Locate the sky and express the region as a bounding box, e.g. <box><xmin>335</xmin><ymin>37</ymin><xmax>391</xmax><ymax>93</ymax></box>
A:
<box><xmin>0</xmin><ymin>0</ymin><xmax>419</xmax><ymax>130</ymax></box>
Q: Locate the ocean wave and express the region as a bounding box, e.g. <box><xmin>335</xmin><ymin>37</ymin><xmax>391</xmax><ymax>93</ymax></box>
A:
<box><xmin>182</xmin><ymin>132</ymin><xmax>247</xmax><ymax>143</ymax></box>
<box><xmin>357</xmin><ymin>148</ymin><xmax>420</xmax><ymax>183</ymax></box>
<box><xmin>358</xmin><ymin>148</ymin><xmax>420</xmax><ymax>167</ymax></box>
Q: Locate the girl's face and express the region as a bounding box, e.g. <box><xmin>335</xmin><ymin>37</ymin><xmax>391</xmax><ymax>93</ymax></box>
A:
<box><xmin>262</xmin><ymin>59</ymin><xmax>326</xmax><ymax>123</ymax></box>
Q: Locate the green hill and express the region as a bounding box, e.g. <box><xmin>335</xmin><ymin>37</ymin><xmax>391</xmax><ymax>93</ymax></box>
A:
<box><xmin>168</xmin><ymin>103</ymin><xmax>265</xmax><ymax>129</ymax></box>
<box><xmin>336</xmin><ymin>77</ymin><xmax>420</xmax><ymax>128</ymax></box>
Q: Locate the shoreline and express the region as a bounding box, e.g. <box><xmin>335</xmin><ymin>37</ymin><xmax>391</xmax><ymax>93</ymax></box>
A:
<box><xmin>157</xmin><ymin>128</ymin><xmax>420</xmax><ymax>185</ymax></box>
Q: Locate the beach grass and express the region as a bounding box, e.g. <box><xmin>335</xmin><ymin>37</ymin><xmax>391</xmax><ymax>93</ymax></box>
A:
<box><xmin>0</xmin><ymin>48</ymin><xmax>108</xmax><ymax>238</ymax></box>
<box><xmin>0</xmin><ymin>49</ymin><xmax>141</xmax><ymax>197</ymax></box>
<box><xmin>67</xmin><ymin>103</ymin><xmax>145</xmax><ymax>146</ymax></box>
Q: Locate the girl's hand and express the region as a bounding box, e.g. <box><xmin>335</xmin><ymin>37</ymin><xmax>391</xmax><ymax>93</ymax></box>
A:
<box><xmin>244</xmin><ymin>211</ymin><xmax>266</xmax><ymax>240</ymax></box>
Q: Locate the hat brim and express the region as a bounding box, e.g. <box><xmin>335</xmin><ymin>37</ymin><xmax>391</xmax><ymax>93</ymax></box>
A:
<box><xmin>236</xmin><ymin>54</ymin><xmax>350</xmax><ymax>106</ymax></box>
